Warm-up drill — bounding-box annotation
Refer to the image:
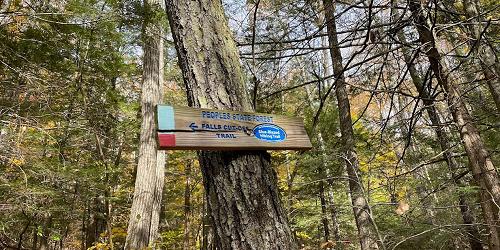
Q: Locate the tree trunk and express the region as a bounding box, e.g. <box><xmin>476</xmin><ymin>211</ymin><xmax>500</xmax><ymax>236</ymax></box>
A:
<box><xmin>201</xmin><ymin>194</ymin><xmax>215</xmax><ymax>250</ymax></box>
<box><xmin>286</xmin><ymin>160</ymin><xmax>299</xmax><ymax>212</ymax></box>
<box><xmin>32</xmin><ymin>223</ymin><xmax>38</xmax><ymax>250</ymax></box>
<box><xmin>39</xmin><ymin>216</ymin><xmax>51</xmax><ymax>250</ymax></box>
<box><xmin>87</xmin><ymin>197</ymin><xmax>107</xmax><ymax>247</ymax></box>
<box><xmin>322</xmin><ymin>0</ymin><xmax>381</xmax><ymax>249</ymax></box>
<box><xmin>395</xmin><ymin>94</ymin><xmax>437</xmax><ymax>224</ymax></box>
<box><xmin>327</xmin><ymin>189</ymin><xmax>341</xmax><ymax>243</ymax></box>
<box><xmin>149</xmin><ymin>141</ymin><xmax>166</xmax><ymax>246</ymax></box>
<box><xmin>397</xmin><ymin>29</ymin><xmax>483</xmax><ymax>250</ymax></box>
<box><xmin>183</xmin><ymin>160</ymin><xmax>193</xmax><ymax>250</ymax></box>
<box><xmin>408</xmin><ymin>1</ymin><xmax>500</xmax><ymax>248</ymax></box>
<box><xmin>306</xmin><ymin>76</ymin><xmax>333</xmax><ymax>242</ymax></box>
<box><xmin>17</xmin><ymin>220</ymin><xmax>30</xmax><ymax>250</ymax></box>
<box><xmin>461</xmin><ymin>0</ymin><xmax>500</xmax><ymax>112</ymax></box>
<box><xmin>81</xmin><ymin>202</ymin><xmax>87</xmax><ymax>250</ymax></box>
<box><xmin>319</xmin><ymin>33</ymin><xmax>341</xmax><ymax>243</ymax></box>
<box><xmin>125</xmin><ymin>0</ymin><xmax>166</xmax><ymax>248</ymax></box>
<box><xmin>149</xmin><ymin>19</ymin><xmax>167</xmax><ymax>246</ymax></box>
<box><xmin>165</xmin><ymin>1</ymin><xmax>296</xmax><ymax>249</ymax></box>
<box><xmin>305</xmin><ymin>81</ymin><xmax>340</xmax><ymax>243</ymax></box>
<box><xmin>319</xmin><ymin>180</ymin><xmax>330</xmax><ymax>242</ymax></box>
<box><xmin>477</xmin><ymin>177</ymin><xmax>500</xmax><ymax>250</ymax></box>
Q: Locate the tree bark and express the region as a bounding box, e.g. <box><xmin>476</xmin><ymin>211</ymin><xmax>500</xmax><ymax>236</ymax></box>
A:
<box><xmin>16</xmin><ymin>220</ymin><xmax>30</xmax><ymax>250</ymax></box>
<box><xmin>32</xmin><ymin>223</ymin><xmax>38</xmax><ymax>250</ymax></box>
<box><xmin>408</xmin><ymin>1</ymin><xmax>500</xmax><ymax>248</ymax></box>
<box><xmin>286</xmin><ymin>160</ymin><xmax>299</xmax><ymax>212</ymax></box>
<box><xmin>322</xmin><ymin>0</ymin><xmax>381</xmax><ymax>249</ymax></box>
<box><xmin>319</xmin><ymin>34</ymin><xmax>341</xmax><ymax>243</ymax></box>
<box><xmin>87</xmin><ymin>197</ymin><xmax>107</xmax><ymax>247</ymax></box>
<box><xmin>201</xmin><ymin>194</ymin><xmax>215</xmax><ymax>250</ymax></box>
<box><xmin>395</xmin><ymin>94</ymin><xmax>437</xmax><ymax>224</ymax></box>
<box><xmin>148</xmin><ymin>151</ymin><xmax>165</xmax><ymax>246</ymax></box>
<box><xmin>477</xmin><ymin>177</ymin><xmax>500</xmax><ymax>250</ymax></box>
<box><xmin>327</xmin><ymin>189</ymin><xmax>341</xmax><ymax>243</ymax></box>
<box><xmin>397</xmin><ymin>30</ymin><xmax>483</xmax><ymax>250</ymax></box>
<box><xmin>39</xmin><ymin>216</ymin><xmax>51</xmax><ymax>250</ymax></box>
<box><xmin>165</xmin><ymin>1</ymin><xmax>296</xmax><ymax>249</ymax></box>
<box><xmin>183</xmin><ymin>160</ymin><xmax>193</xmax><ymax>250</ymax></box>
<box><xmin>149</xmin><ymin>22</ymin><xmax>166</xmax><ymax>245</ymax></box>
<box><xmin>319</xmin><ymin>180</ymin><xmax>331</xmax><ymax>242</ymax></box>
<box><xmin>125</xmin><ymin>0</ymin><xmax>166</xmax><ymax>248</ymax></box>
<box><xmin>461</xmin><ymin>0</ymin><xmax>500</xmax><ymax>112</ymax></box>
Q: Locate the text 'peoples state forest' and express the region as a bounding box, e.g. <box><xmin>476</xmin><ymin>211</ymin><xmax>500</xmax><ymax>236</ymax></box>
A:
<box><xmin>201</xmin><ymin>110</ymin><xmax>274</xmax><ymax>123</ymax></box>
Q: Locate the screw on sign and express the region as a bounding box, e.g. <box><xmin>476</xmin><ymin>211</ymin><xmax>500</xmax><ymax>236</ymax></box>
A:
<box><xmin>156</xmin><ymin>105</ymin><xmax>312</xmax><ymax>150</ymax></box>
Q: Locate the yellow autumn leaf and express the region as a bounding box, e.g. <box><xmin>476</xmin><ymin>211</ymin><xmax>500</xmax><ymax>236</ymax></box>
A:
<box><xmin>10</xmin><ymin>158</ymin><xmax>25</xmax><ymax>166</ymax></box>
<box><xmin>46</xmin><ymin>121</ymin><xmax>56</xmax><ymax>129</ymax></box>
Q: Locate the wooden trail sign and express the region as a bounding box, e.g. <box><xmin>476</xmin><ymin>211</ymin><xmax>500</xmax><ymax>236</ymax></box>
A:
<box><xmin>156</xmin><ymin>105</ymin><xmax>312</xmax><ymax>150</ymax></box>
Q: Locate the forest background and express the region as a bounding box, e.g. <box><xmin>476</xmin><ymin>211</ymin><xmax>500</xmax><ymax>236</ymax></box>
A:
<box><xmin>0</xmin><ymin>0</ymin><xmax>499</xmax><ymax>249</ymax></box>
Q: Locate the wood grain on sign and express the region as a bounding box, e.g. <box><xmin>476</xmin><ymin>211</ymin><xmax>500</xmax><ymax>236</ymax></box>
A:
<box><xmin>156</xmin><ymin>105</ymin><xmax>312</xmax><ymax>150</ymax></box>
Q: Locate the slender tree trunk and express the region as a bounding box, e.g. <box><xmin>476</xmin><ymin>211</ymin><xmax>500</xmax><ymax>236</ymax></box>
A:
<box><xmin>32</xmin><ymin>223</ymin><xmax>38</xmax><ymax>250</ymax></box>
<box><xmin>17</xmin><ymin>220</ymin><xmax>30</xmax><ymax>250</ymax></box>
<box><xmin>397</xmin><ymin>30</ymin><xmax>483</xmax><ymax>250</ymax></box>
<box><xmin>183</xmin><ymin>160</ymin><xmax>193</xmax><ymax>250</ymax></box>
<box><xmin>461</xmin><ymin>0</ymin><xmax>500</xmax><ymax>111</ymax></box>
<box><xmin>319</xmin><ymin>181</ymin><xmax>330</xmax><ymax>242</ymax></box>
<box><xmin>395</xmin><ymin>95</ymin><xmax>436</xmax><ymax>224</ymax></box>
<box><xmin>39</xmin><ymin>216</ymin><xmax>51</xmax><ymax>250</ymax></box>
<box><xmin>304</xmin><ymin>81</ymin><xmax>331</xmax><ymax>243</ymax></box>
<box><xmin>149</xmin><ymin>145</ymin><xmax>165</xmax><ymax>246</ymax></box>
<box><xmin>165</xmin><ymin>1</ymin><xmax>296</xmax><ymax>249</ymax></box>
<box><xmin>305</xmin><ymin>82</ymin><xmax>340</xmax><ymax>243</ymax></box>
<box><xmin>85</xmin><ymin>199</ymin><xmax>107</xmax><ymax>248</ymax></box>
<box><xmin>286</xmin><ymin>160</ymin><xmax>299</xmax><ymax>212</ymax></box>
<box><xmin>107</xmin><ymin>201</ymin><xmax>114</xmax><ymax>250</ymax></box>
<box><xmin>477</xmin><ymin>177</ymin><xmax>500</xmax><ymax>250</ymax></box>
<box><xmin>85</xmin><ymin>202</ymin><xmax>97</xmax><ymax>247</ymax></box>
<box><xmin>457</xmin><ymin>195</ymin><xmax>483</xmax><ymax>250</ymax></box>
<box><xmin>81</xmin><ymin>202</ymin><xmax>87</xmax><ymax>250</ymax></box>
<box><xmin>322</xmin><ymin>0</ymin><xmax>381</xmax><ymax>249</ymax></box>
<box><xmin>201</xmin><ymin>194</ymin><xmax>214</xmax><ymax>250</ymax></box>
<box><xmin>149</xmin><ymin>26</ymin><xmax>166</xmax><ymax>246</ymax></box>
<box><xmin>319</xmin><ymin>34</ymin><xmax>341</xmax><ymax>243</ymax></box>
<box><xmin>408</xmin><ymin>1</ymin><xmax>500</xmax><ymax>248</ymax></box>
<box><xmin>125</xmin><ymin>0</ymin><xmax>166</xmax><ymax>248</ymax></box>
<box><xmin>327</xmin><ymin>189</ymin><xmax>341</xmax><ymax>243</ymax></box>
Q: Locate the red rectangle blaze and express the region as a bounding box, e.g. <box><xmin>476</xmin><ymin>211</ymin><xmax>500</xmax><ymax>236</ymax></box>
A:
<box><xmin>158</xmin><ymin>133</ymin><xmax>176</xmax><ymax>147</ymax></box>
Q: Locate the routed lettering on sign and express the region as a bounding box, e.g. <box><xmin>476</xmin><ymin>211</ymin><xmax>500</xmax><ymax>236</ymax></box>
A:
<box><xmin>156</xmin><ymin>105</ymin><xmax>312</xmax><ymax>150</ymax></box>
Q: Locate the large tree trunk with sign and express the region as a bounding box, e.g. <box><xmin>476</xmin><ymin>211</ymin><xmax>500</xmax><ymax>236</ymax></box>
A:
<box><xmin>408</xmin><ymin>1</ymin><xmax>500</xmax><ymax>248</ymax></box>
<box><xmin>322</xmin><ymin>0</ymin><xmax>381</xmax><ymax>249</ymax></box>
<box><xmin>164</xmin><ymin>0</ymin><xmax>296</xmax><ymax>249</ymax></box>
<box><xmin>125</xmin><ymin>0</ymin><xmax>166</xmax><ymax>248</ymax></box>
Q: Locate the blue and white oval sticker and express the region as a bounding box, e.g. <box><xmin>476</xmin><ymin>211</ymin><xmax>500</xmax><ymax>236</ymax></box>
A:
<box><xmin>253</xmin><ymin>124</ymin><xmax>287</xmax><ymax>142</ymax></box>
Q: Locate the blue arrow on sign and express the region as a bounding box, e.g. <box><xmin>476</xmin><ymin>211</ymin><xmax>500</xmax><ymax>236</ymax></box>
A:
<box><xmin>189</xmin><ymin>122</ymin><xmax>198</xmax><ymax>131</ymax></box>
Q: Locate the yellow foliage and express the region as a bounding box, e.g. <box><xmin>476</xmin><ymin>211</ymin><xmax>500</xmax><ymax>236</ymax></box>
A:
<box><xmin>359</xmin><ymin>161</ymin><xmax>368</xmax><ymax>172</ymax></box>
<box><xmin>10</xmin><ymin>158</ymin><xmax>25</xmax><ymax>167</ymax></box>
<box><xmin>111</xmin><ymin>227</ymin><xmax>127</xmax><ymax>240</ymax></box>
<box><xmin>87</xmin><ymin>242</ymin><xmax>110</xmax><ymax>250</ymax></box>
<box><xmin>397</xmin><ymin>186</ymin><xmax>408</xmax><ymax>199</ymax></box>
<box><xmin>46</xmin><ymin>121</ymin><xmax>56</xmax><ymax>129</ymax></box>
<box><xmin>296</xmin><ymin>231</ymin><xmax>311</xmax><ymax>240</ymax></box>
